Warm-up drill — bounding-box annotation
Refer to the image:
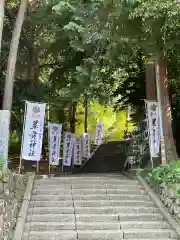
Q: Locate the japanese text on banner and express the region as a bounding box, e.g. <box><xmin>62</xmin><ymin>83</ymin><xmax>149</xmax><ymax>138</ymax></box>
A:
<box><xmin>21</xmin><ymin>102</ymin><xmax>46</xmax><ymax>161</ymax></box>
<box><xmin>146</xmin><ymin>101</ymin><xmax>160</xmax><ymax>158</ymax></box>
<box><xmin>48</xmin><ymin>123</ymin><xmax>62</xmax><ymax>166</ymax></box>
<box><xmin>73</xmin><ymin>136</ymin><xmax>82</xmax><ymax>165</ymax></box>
<box><xmin>83</xmin><ymin>133</ymin><xmax>90</xmax><ymax>158</ymax></box>
<box><xmin>94</xmin><ymin>122</ymin><xmax>103</xmax><ymax>145</ymax></box>
<box><xmin>63</xmin><ymin>132</ymin><xmax>74</xmax><ymax>166</ymax></box>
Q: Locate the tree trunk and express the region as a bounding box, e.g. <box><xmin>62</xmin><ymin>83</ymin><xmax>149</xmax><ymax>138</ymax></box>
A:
<box><xmin>69</xmin><ymin>102</ymin><xmax>77</xmax><ymax>133</ymax></box>
<box><xmin>158</xmin><ymin>58</ymin><xmax>178</xmax><ymax>161</ymax></box>
<box><xmin>0</xmin><ymin>0</ymin><xmax>5</xmax><ymax>54</ymax></box>
<box><xmin>2</xmin><ymin>0</ymin><xmax>28</xmax><ymax>111</ymax></box>
<box><xmin>145</xmin><ymin>62</ymin><xmax>162</xmax><ymax>166</ymax></box>
<box><xmin>84</xmin><ymin>93</ymin><xmax>88</xmax><ymax>133</ymax></box>
<box><xmin>0</xmin><ymin>0</ymin><xmax>5</xmax><ymax>110</ymax></box>
<box><xmin>145</xmin><ymin>62</ymin><xmax>157</xmax><ymax>101</ymax></box>
<box><xmin>1</xmin><ymin>0</ymin><xmax>28</xmax><ymax>169</ymax></box>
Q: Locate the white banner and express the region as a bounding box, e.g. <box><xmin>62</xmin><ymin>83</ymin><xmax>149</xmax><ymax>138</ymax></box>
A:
<box><xmin>94</xmin><ymin>122</ymin><xmax>103</xmax><ymax>145</ymax></box>
<box><xmin>63</xmin><ymin>132</ymin><xmax>74</xmax><ymax>166</ymax></box>
<box><xmin>82</xmin><ymin>133</ymin><xmax>90</xmax><ymax>158</ymax></box>
<box><xmin>73</xmin><ymin>136</ymin><xmax>82</xmax><ymax>165</ymax></box>
<box><xmin>48</xmin><ymin>123</ymin><xmax>62</xmax><ymax>166</ymax></box>
<box><xmin>0</xmin><ymin>110</ymin><xmax>10</xmax><ymax>169</ymax></box>
<box><xmin>21</xmin><ymin>101</ymin><xmax>46</xmax><ymax>161</ymax></box>
<box><xmin>146</xmin><ymin>101</ymin><xmax>160</xmax><ymax>158</ymax></box>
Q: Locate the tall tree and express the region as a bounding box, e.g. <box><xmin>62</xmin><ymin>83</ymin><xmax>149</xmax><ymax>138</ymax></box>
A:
<box><xmin>3</xmin><ymin>0</ymin><xmax>28</xmax><ymax>111</ymax></box>
<box><xmin>0</xmin><ymin>0</ymin><xmax>5</xmax><ymax>54</ymax></box>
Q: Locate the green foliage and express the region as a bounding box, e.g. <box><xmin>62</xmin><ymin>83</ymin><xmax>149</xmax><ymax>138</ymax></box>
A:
<box><xmin>2</xmin><ymin>0</ymin><xmax>180</xmax><ymax>161</ymax></box>
<box><xmin>147</xmin><ymin>161</ymin><xmax>180</xmax><ymax>185</ymax></box>
<box><xmin>9</xmin><ymin>137</ymin><xmax>21</xmax><ymax>155</ymax></box>
<box><xmin>75</xmin><ymin>101</ymin><xmax>133</xmax><ymax>140</ymax></box>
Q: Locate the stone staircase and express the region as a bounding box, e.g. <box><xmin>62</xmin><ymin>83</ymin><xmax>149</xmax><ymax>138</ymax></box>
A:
<box><xmin>80</xmin><ymin>141</ymin><xmax>129</xmax><ymax>173</ymax></box>
<box><xmin>22</xmin><ymin>173</ymin><xmax>178</xmax><ymax>239</ymax></box>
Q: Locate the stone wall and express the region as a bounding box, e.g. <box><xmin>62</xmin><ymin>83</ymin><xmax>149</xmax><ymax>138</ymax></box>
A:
<box><xmin>0</xmin><ymin>171</ymin><xmax>27</xmax><ymax>240</ymax></box>
<box><xmin>159</xmin><ymin>183</ymin><xmax>180</xmax><ymax>217</ymax></box>
<box><xmin>147</xmin><ymin>178</ymin><xmax>180</xmax><ymax>220</ymax></box>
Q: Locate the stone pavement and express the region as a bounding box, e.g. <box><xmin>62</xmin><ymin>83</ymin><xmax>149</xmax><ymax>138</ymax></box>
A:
<box><xmin>22</xmin><ymin>173</ymin><xmax>178</xmax><ymax>239</ymax></box>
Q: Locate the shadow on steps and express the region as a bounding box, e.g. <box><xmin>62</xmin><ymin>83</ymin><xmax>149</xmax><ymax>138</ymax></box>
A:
<box><xmin>80</xmin><ymin>141</ymin><xmax>130</xmax><ymax>173</ymax></box>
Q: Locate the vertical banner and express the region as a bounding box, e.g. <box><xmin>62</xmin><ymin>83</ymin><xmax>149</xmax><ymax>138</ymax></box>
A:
<box><xmin>48</xmin><ymin>123</ymin><xmax>62</xmax><ymax>166</ymax></box>
<box><xmin>146</xmin><ymin>101</ymin><xmax>160</xmax><ymax>158</ymax></box>
<box><xmin>82</xmin><ymin>133</ymin><xmax>90</xmax><ymax>158</ymax></box>
<box><xmin>73</xmin><ymin>136</ymin><xmax>82</xmax><ymax>165</ymax></box>
<box><xmin>94</xmin><ymin>122</ymin><xmax>103</xmax><ymax>145</ymax></box>
<box><xmin>0</xmin><ymin>110</ymin><xmax>10</xmax><ymax>169</ymax></box>
<box><xmin>63</xmin><ymin>132</ymin><xmax>74</xmax><ymax>166</ymax></box>
<box><xmin>21</xmin><ymin>101</ymin><xmax>46</xmax><ymax>161</ymax></box>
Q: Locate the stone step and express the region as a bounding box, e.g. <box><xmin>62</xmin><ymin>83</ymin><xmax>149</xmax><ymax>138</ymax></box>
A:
<box><xmin>24</xmin><ymin>222</ymin><xmax>76</xmax><ymax>231</ymax></box>
<box><xmin>118</xmin><ymin>213</ymin><xmax>163</xmax><ymax>221</ymax></box>
<box><xmin>77</xmin><ymin>184</ymin><xmax>141</xmax><ymax>189</ymax></box>
<box><xmin>23</xmin><ymin>230</ymin><xmax>124</xmax><ymax>240</ymax></box>
<box><xmin>77</xmin><ymin>230</ymin><xmax>123</xmax><ymax>239</ymax></box>
<box><xmin>30</xmin><ymin>194</ymin><xmax>110</xmax><ymax>202</ymax></box>
<box><xmin>115</xmin><ymin>206</ymin><xmax>158</xmax><ymax>214</ymax></box>
<box><xmin>23</xmin><ymin>230</ymin><xmax>77</xmax><ymax>240</ymax></box>
<box><xmin>73</xmin><ymin>200</ymin><xmax>154</xmax><ymax>207</ymax></box>
<box><xmin>34</xmin><ymin>184</ymin><xmax>140</xmax><ymax>190</ymax></box>
<box><xmin>120</xmin><ymin>221</ymin><xmax>170</xmax><ymax>229</ymax></box>
<box><xmin>109</xmin><ymin>194</ymin><xmax>149</xmax><ymax>201</ymax></box>
<box><xmin>36</xmin><ymin>173</ymin><xmax>126</xmax><ymax>177</ymax></box>
<box><xmin>76</xmin><ymin>222</ymin><xmax>121</xmax><ymax>230</ymax></box>
<box><xmin>28</xmin><ymin>207</ymin><xmax>75</xmax><ymax>214</ymax></box>
<box><xmin>107</xmin><ymin>189</ymin><xmax>145</xmax><ymax>194</ymax></box>
<box><xmin>29</xmin><ymin>200</ymin><xmax>74</xmax><ymax>208</ymax></box>
<box><xmin>70</xmin><ymin>173</ymin><xmax>126</xmax><ymax>177</ymax></box>
<box><xmin>31</xmin><ymin>194</ymin><xmax>149</xmax><ymax>201</ymax></box>
<box><xmin>24</xmin><ymin>221</ymin><xmax>121</xmax><ymax>231</ymax></box>
<box><xmin>31</xmin><ymin>195</ymin><xmax>73</xmax><ymax>201</ymax></box>
<box><xmin>32</xmin><ymin>189</ymin><xmax>73</xmax><ymax>195</ymax></box>
<box><xmin>28</xmin><ymin>206</ymin><xmax>158</xmax><ymax>215</ymax></box>
<box><xmin>32</xmin><ymin>189</ymin><xmax>144</xmax><ymax>195</ymax></box>
<box><xmin>112</xmin><ymin>200</ymin><xmax>154</xmax><ymax>207</ymax></box>
<box><xmin>28</xmin><ymin>206</ymin><xmax>116</xmax><ymax>214</ymax></box>
<box><xmin>38</xmin><ymin>174</ymin><xmax>126</xmax><ymax>178</ymax></box>
<box><xmin>26</xmin><ymin>214</ymin><xmax>75</xmax><ymax>222</ymax></box>
<box><xmin>73</xmin><ymin>194</ymin><xmax>110</xmax><ymax>200</ymax></box>
<box><xmin>76</xmin><ymin>214</ymin><xmax>119</xmax><ymax>222</ymax></box>
<box><xmin>26</xmin><ymin>213</ymin><xmax>121</xmax><ymax>222</ymax></box>
<box><xmin>123</xmin><ymin>229</ymin><xmax>178</xmax><ymax>239</ymax></box>
<box><xmin>34</xmin><ymin>179</ymin><xmax>138</xmax><ymax>185</ymax></box>
<box><xmin>34</xmin><ymin>184</ymin><xmax>72</xmax><ymax>189</ymax></box>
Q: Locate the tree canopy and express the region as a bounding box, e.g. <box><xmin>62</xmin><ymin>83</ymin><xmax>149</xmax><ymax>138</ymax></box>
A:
<box><xmin>1</xmin><ymin>0</ymin><xmax>180</xmax><ymax>155</ymax></box>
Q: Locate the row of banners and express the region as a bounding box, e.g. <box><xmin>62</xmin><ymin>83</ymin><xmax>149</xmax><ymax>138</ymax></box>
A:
<box><xmin>0</xmin><ymin>100</ymin><xmax>161</xmax><ymax>169</ymax></box>
<box><xmin>20</xmin><ymin>101</ymin><xmax>103</xmax><ymax>167</ymax></box>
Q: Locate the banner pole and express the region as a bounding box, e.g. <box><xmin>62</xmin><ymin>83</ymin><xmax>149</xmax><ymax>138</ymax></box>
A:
<box><xmin>48</xmin><ymin>122</ymin><xmax>50</xmax><ymax>175</ymax></box>
<box><xmin>144</xmin><ymin>100</ymin><xmax>154</xmax><ymax>168</ymax></box>
<box><xmin>19</xmin><ymin>100</ymin><xmax>27</xmax><ymax>174</ymax></box>
<box><xmin>61</xmin><ymin>137</ymin><xmax>64</xmax><ymax>173</ymax></box>
<box><xmin>36</xmin><ymin>160</ymin><xmax>39</xmax><ymax>173</ymax></box>
<box><xmin>71</xmin><ymin>135</ymin><xmax>75</xmax><ymax>169</ymax></box>
<box><xmin>61</xmin><ymin>163</ymin><xmax>64</xmax><ymax>173</ymax></box>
